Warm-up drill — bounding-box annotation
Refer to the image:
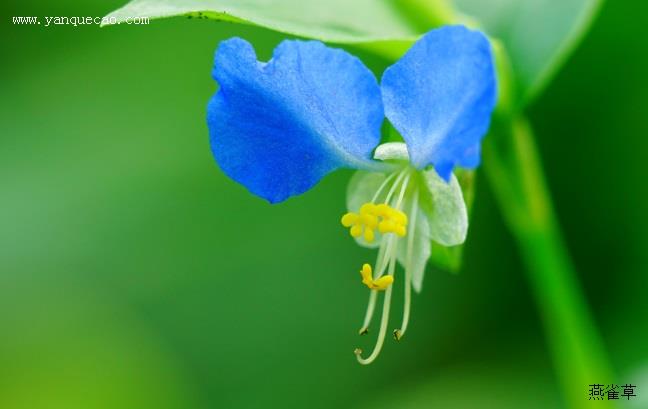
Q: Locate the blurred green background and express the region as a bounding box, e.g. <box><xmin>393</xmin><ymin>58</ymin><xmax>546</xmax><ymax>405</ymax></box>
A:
<box><xmin>1</xmin><ymin>1</ymin><xmax>647</xmax><ymax>408</ymax></box>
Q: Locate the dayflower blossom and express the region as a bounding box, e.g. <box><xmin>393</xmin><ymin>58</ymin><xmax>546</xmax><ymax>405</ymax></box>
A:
<box><xmin>207</xmin><ymin>25</ymin><xmax>497</xmax><ymax>364</ymax></box>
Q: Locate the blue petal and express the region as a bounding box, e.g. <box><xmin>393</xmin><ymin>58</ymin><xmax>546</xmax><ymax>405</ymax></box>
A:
<box><xmin>207</xmin><ymin>38</ymin><xmax>384</xmax><ymax>203</ymax></box>
<box><xmin>381</xmin><ymin>25</ymin><xmax>497</xmax><ymax>180</ymax></box>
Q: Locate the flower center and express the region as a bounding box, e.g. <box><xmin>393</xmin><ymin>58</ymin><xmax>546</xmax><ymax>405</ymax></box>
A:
<box><xmin>339</xmin><ymin>168</ymin><xmax>418</xmax><ymax>365</ymax></box>
<box><xmin>341</xmin><ymin>203</ymin><xmax>408</xmax><ymax>245</ymax></box>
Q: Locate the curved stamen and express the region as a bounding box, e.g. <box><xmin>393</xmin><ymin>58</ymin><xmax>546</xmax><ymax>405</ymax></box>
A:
<box><xmin>394</xmin><ymin>172</ymin><xmax>411</xmax><ymax>210</ymax></box>
<box><xmin>370</xmin><ymin>171</ymin><xmax>398</xmax><ymax>203</ymax></box>
<box><xmin>359</xmin><ymin>171</ymin><xmax>412</xmax><ymax>336</ymax></box>
<box><xmin>355</xmin><ymin>236</ymin><xmax>397</xmax><ymax>365</ymax></box>
<box><xmin>394</xmin><ymin>186</ymin><xmax>418</xmax><ymax>341</ymax></box>
<box><xmin>358</xmin><ymin>237</ymin><xmax>388</xmax><ymax>334</ymax></box>
<box><xmin>383</xmin><ymin>169</ymin><xmax>408</xmax><ymax>204</ymax></box>
<box><xmin>358</xmin><ymin>235</ymin><xmax>397</xmax><ymax>334</ymax></box>
<box><xmin>357</xmin><ymin>170</ymin><xmax>410</xmax><ymax>335</ymax></box>
<box><xmin>359</xmin><ymin>291</ymin><xmax>376</xmax><ymax>335</ymax></box>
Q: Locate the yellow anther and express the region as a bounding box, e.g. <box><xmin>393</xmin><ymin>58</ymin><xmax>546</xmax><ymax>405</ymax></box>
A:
<box><xmin>376</xmin><ymin>204</ymin><xmax>391</xmax><ymax>217</ymax></box>
<box><xmin>363</xmin><ymin>228</ymin><xmax>375</xmax><ymax>243</ymax></box>
<box><xmin>392</xmin><ymin>210</ymin><xmax>408</xmax><ymax>226</ymax></box>
<box><xmin>358</xmin><ymin>263</ymin><xmax>393</xmax><ymax>291</ymax></box>
<box><xmin>359</xmin><ymin>203</ymin><xmax>376</xmax><ymax>215</ymax></box>
<box><xmin>371</xmin><ymin>275</ymin><xmax>394</xmax><ymax>290</ymax></box>
<box><xmin>341</xmin><ymin>212</ymin><xmax>358</xmax><ymax>227</ymax></box>
<box><xmin>378</xmin><ymin>220</ymin><xmax>396</xmax><ymax>234</ymax></box>
<box><xmin>342</xmin><ymin>202</ymin><xmax>408</xmax><ymax>240</ymax></box>
<box><xmin>360</xmin><ymin>213</ymin><xmax>378</xmax><ymax>229</ymax></box>
<box><xmin>360</xmin><ymin>263</ymin><xmax>373</xmax><ymax>286</ymax></box>
<box><xmin>350</xmin><ymin>224</ymin><xmax>363</xmax><ymax>238</ymax></box>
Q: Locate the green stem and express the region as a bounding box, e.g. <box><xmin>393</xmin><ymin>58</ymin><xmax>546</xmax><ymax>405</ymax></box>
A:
<box><xmin>389</xmin><ymin>0</ymin><xmax>457</xmax><ymax>31</ymax></box>
<box><xmin>483</xmin><ymin>115</ymin><xmax>616</xmax><ymax>408</ymax></box>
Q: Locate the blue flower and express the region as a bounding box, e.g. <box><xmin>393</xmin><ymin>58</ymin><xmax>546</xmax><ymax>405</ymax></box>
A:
<box><xmin>207</xmin><ymin>25</ymin><xmax>497</xmax><ymax>363</ymax></box>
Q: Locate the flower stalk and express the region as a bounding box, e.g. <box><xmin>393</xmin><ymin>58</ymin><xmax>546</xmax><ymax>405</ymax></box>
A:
<box><xmin>483</xmin><ymin>114</ymin><xmax>617</xmax><ymax>409</ymax></box>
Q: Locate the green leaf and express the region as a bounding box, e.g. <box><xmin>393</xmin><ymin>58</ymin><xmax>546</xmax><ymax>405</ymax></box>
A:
<box><xmin>105</xmin><ymin>1</ymin><xmax>600</xmax><ymax>104</ymax></box>
<box><xmin>429</xmin><ymin>242</ymin><xmax>464</xmax><ymax>272</ymax></box>
<box><xmin>102</xmin><ymin>0</ymin><xmax>450</xmax><ymax>43</ymax></box>
<box><xmin>452</xmin><ymin>0</ymin><xmax>603</xmax><ymax>104</ymax></box>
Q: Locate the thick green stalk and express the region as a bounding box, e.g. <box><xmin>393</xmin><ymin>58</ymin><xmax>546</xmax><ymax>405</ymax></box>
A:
<box><xmin>483</xmin><ymin>115</ymin><xmax>616</xmax><ymax>408</ymax></box>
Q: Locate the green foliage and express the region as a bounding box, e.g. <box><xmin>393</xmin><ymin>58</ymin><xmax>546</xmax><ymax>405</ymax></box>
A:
<box><xmin>104</xmin><ymin>0</ymin><xmax>441</xmax><ymax>42</ymax></box>
<box><xmin>453</xmin><ymin>0</ymin><xmax>603</xmax><ymax>105</ymax></box>
<box><xmin>105</xmin><ymin>0</ymin><xmax>602</xmax><ymax>106</ymax></box>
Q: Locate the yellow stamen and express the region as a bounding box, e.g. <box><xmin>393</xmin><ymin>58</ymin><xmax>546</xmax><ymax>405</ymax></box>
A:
<box><xmin>363</xmin><ymin>228</ymin><xmax>375</xmax><ymax>243</ymax></box>
<box><xmin>360</xmin><ymin>213</ymin><xmax>378</xmax><ymax>229</ymax></box>
<box><xmin>354</xmin><ymin>170</ymin><xmax>412</xmax><ymax>365</ymax></box>
<box><xmin>378</xmin><ymin>219</ymin><xmax>395</xmax><ymax>234</ymax></box>
<box><xmin>341</xmin><ymin>202</ymin><xmax>408</xmax><ymax>241</ymax></box>
<box><xmin>341</xmin><ymin>213</ymin><xmax>358</xmax><ymax>227</ymax></box>
<box><xmin>376</xmin><ymin>204</ymin><xmax>390</xmax><ymax>217</ymax></box>
<box><xmin>360</xmin><ymin>263</ymin><xmax>373</xmax><ymax>286</ymax></box>
<box><xmin>372</xmin><ymin>275</ymin><xmax>394</xmax><ymax>290</ymax></box>
<box><xmin>392</xmin><ymin>210</ymin><xmax>408</xmax><ymax>226</ymax></box>
<box><xmin>358</xmin><ymin>263</ymin><xmax>394</xmax><ymax>291</ymax></box>
<box><xmin>360</xmin><ymin>203</ymin><xmax>376</xmax><ymax>215</ymax></box>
